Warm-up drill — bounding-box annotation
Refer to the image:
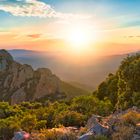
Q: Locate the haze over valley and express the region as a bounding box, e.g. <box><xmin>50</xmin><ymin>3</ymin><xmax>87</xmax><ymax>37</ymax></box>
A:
<box><xmin>8</xmin><ymin>49</ymin><xmax>131</xmax><ymax>90</ymax></box>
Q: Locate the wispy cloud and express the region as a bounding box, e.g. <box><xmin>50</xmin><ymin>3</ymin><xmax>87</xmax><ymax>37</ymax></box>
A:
<box><xmin>124</xmin><ymin>35</ymin><xmax>140</xmax><ymax>38</ymax></box>
<box><xmin>0</xmin><ymin>0</ymin><xmax>91</xmax><ymax>19</ymax></box>
<box><xmin>27</xmin><ymin>33</ymin><xmax>41</xmax><ymax>38</ymax></box>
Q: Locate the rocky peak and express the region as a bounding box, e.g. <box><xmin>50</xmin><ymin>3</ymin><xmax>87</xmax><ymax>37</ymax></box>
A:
<box><xmin>0</xmin><ymin>49</ymin><xmax>14</xmax><ymax>71</ymax></box>
<box><xmin>0</xmin><ymin>49</ymin><xmax>63</xmax><ymax>104</ymax></box>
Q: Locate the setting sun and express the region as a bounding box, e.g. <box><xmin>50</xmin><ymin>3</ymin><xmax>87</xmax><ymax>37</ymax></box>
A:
<box><xmin>65</xmin><ymin>24</ymin><xmax>96</xmax><ymax>52</ymax></box>
<box><xmin>67</xmin><ymin>28</ymin><xmax>91</xmax><ymax>47</ymax></box>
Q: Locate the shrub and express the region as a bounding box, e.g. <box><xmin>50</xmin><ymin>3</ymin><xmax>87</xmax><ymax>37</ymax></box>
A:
<box><xmin>95</xmin><ymin>135</ymin><xmax>109</xmax><ymax>140</ymax></box>
<box><xmin>35</xmin><ymin>120</ymin><xmax>47</xmax><ymax>130</ymax></box>
<box><xmin>0</xmin><ymin>117</ymin><xmax>20</xmax><ymax>139</ymax></box>
<box><xmin>32</xmin><ymin>129</ymin><xmax>77</xmax><ymax>140</ymax></box>
<box><xmin>78</xmin><ymin>127</ymin><xmax>87</xmax><ymax>136</ymax></box>
<box><xmin>21</xmin><ymin>114</ymin><xmax>37</xmax><ymax>132</ymax></box>
<box><xmin>112</xmin><ymin>125</ymin><xmax>134</xmax><ymax>140</ymax></box>
<box><xmin>54</xmin><ymin>111</ymin><xmax>85</xmax><ymax>127</ymax></box>
<box><xmin>82</xmin><ymin>135</ymin><xmax>109</xmax><ymax>140</ymax></box>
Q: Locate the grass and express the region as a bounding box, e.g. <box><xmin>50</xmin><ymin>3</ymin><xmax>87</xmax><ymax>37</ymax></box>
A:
<box><xmin>121</xmin><ymin>111</ymin><xmax>140</xmax><ymax>126</ymax></box>
<box><xmin>31</xmin><ymin>128</ymin><xmax>77</xmax><ymax>140</ymax></box>
<box><xmin>112</xmin><ymin>125</ymin><xmax>134</xmax><ymax>140</ymax></box>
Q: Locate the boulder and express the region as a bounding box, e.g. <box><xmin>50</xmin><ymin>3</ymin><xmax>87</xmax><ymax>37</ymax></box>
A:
<box><xmin>12</xmin><ymin>131</ymin><xmax>30</xmax><ymax>140</ymax></box>
<box><xmin>79</xmin><ymin>115</ymin><xmax>109</xmax><ymax>140</ymax></box>
<box><xmin>132</xmin><ymin>123</ymin><xmax>140</xmax><ymax>140</ymax></box>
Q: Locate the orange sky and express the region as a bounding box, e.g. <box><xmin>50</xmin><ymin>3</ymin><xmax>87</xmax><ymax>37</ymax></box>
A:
<box><xmin>0</xmin><ymin>0</ymin><xmax>140</xmax><ymax>57</ymax></box>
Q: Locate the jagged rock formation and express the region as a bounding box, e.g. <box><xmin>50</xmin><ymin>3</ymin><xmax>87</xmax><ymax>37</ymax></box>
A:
<box><xmin>0</xmin><ymin>49</ymin><xmax>63</xmax><ymax>104</ymax></box>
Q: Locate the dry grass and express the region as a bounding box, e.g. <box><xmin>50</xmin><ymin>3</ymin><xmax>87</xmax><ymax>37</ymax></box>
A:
<box><xmin>121</xmin><ymin>111</ymin><xmax>140</xmax><ymax>126</ymax></box>
<box><xmin>31</xmin><ymin>128</ymin><xmax>77</xmax><ymax>140</ymax></box>
<box><xmin>111</xmin><ymin>125</ymin><xmax>134</xmax><ymax>140</ymax></box>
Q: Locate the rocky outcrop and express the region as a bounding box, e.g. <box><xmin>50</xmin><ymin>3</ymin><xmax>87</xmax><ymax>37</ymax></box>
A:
<box><xmin>0</xmin><ymin>49</ymin><xmax>63</xmax><ymax>104</ymax></box>
<box><xmin>12</xmin><ymin>131</ymin><xmax>30</xmax><ymax>140</ymax></box>
<box><xmin>0</xmin><ymin>49</ymin><xmax>13</xmax><ymax>71</ymax></box>
<box><xmin>33</xmin><ymin>68</ymin><xmax>60</xmax><ymax>99</ymax></box>
<box><xmin>132</xmin><ymin>123</ymin><xmax>140</xmax><ymax>140</ymax></box>
<box><xmin>79</xmin><ymin>107</ymin><xmax>140</xmax><ymax>140</ymax></box>
<box><xmin>79</xmin><ymin>115</ymin><xmax>109</xmax><ymax>140</ymax></box>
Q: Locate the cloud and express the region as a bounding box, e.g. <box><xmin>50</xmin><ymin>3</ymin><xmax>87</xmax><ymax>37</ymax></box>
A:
<box><xmin>0</xmin><ymin>0</ymin><xmax>56</xmax><ymax>17</ymax></box>
<box><xmin>123</xmin><ymin>35</ymin><xmax>140</xmax><ymax>38</ymax></box>
<box><xmin>27</xmin><ymin>33</ymin><xmax>41</xmax><ymax>38</ymax></box>
<box><xmin>0</xmin><ymin>0</ymin><xmax>91</xmax><ymax>19</ymax></box>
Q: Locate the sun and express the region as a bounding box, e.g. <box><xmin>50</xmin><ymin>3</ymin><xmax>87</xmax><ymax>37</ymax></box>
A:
<box><xmin>65</xmin><ymin>24</ymin><xmax>96</xmax><ymax>52</ymax></box>
<box><xmin>68</xmin><ymin>28</ymin><xmax>90</xmax><ymax>46</ymax></box>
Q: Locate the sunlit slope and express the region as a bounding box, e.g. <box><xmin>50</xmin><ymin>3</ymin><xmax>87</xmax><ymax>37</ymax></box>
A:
<box><xmin>60</xmin><ymin>81</ymin><xmax>91</xmax><ymax>99</ymax></box>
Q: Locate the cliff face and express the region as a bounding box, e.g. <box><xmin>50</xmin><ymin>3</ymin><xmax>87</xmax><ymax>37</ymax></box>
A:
<box><xmin>0</xmin><ymin>50</ymin><xmax>62</xmax><ymax>104</ymax></box>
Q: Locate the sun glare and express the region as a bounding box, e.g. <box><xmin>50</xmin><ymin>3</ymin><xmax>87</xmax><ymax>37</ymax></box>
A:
<box><xmin>66</xmin><ymin>24</ymin><xmax>97</xmax><ymax>52</ymax></box>
<box><xmin>68</xmin><ymin>28</ymin><xmax>90</xmax><ymax>46</ymax></box>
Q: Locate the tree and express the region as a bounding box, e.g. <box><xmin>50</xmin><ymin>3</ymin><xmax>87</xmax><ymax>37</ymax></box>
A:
<box><xmin>95</xmin><ymin>74</ymin><xmax>118</xmax><ymax>106</ymax></box>
<box><xmin>117</xmin><ymin>54</ymin><xmax>140</xmax><ymax>109</ymax></box>
<box><xmin>71</xmin><ymin>96</ymin><xmax>99</xmax><ymax>117</ymax></box>
<box><xmin>94</xmin><ymin>54</ymin><xmax>140</xmax><ymax>110</ymax></box>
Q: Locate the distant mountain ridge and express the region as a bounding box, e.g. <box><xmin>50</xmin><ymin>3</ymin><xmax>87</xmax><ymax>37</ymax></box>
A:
<box><xmin>0</xmin><ymin>49</ymin><xmax>89</xmax><ymax>104</ymax></box>
<box><xmin>8</xmin><ymin>49</ymin><xmax>139</xmax><ymax>89</ymax></box>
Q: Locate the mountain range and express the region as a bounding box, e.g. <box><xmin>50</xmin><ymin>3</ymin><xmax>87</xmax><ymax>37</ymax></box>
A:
<box><xmin>0</xmin><ymin>49</ymin><xmax>89</xmax><ymax>104</ymax></box>
<box><xmin>8</xmin><ymin>49</ymin><xmax>132</xmax><ymax>90</ymax></box>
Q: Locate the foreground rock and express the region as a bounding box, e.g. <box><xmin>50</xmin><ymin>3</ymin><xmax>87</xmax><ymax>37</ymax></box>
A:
<box><xmin>12</xmin><ymin>128</ymin><xmax>78</xmax><ymax>140</ymax></box>
<box><xmin>0</xmin><ymin>49</ymin><xmax>64</xmax><ymax>104</ymax></box>
<box><xmin>79</xmin><ymin>107</ymin><xmax>140</xmax><ymax>140</ymax></box>
<box><xmin>12</xmin><ymin>131</ymin><xmax>30</xmax><ymax>140</ymax></box>
<box><xmin>79</xmin><ymin>115</ymin><xmax>109</xmax><ymax>140</ymax></box>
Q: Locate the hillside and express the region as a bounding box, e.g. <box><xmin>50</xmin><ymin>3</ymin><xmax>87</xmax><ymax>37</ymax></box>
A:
<box><xmin>60</xmin><ymin>81</ymin><xmax>91</xmax><ymax>99</ymax></box>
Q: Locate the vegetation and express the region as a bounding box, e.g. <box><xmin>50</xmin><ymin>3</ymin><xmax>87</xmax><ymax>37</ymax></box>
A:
<box><xmin>112</xmin><ymin>125</ymin><xmax>134</xmax><ymax>140</ymax></box>
<box><xmin>31</xmin><ymin>128</ymin><xmax>77</xmax><ymax>140</ymax></box>
<box><xmin>0</xmin><ymin>54</ymin><xmax>140</xmax><ymax>139</ymax></box>
<box><xmin>60</xmin><ymin>81</ymin><xmax>91</xmax><ymax>99</ymax></box>
<box><xmin>111</xmin><ymin>110</ymin><xmax>140</xmax><ymax>140</ymax></box>
<box><xmin>94</xmin><ymin>54</ymin><xmax>140</xmax><ymax>110</ymax></box>
<box><xmin>121</xmin><ymin>110</ymin><xmax>140</xmax><ymax>126</ymax></box>
<box><xmin>81</xmin><ymin>135</ymin><xmax>109</xmax><ymax>140</ymax></box>
<box><xmin>0</xmin><ymin>96</ymin><xmax>113</xmax><ymax>139</ymax></box>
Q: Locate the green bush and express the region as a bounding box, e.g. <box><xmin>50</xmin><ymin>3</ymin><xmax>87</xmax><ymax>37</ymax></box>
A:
<box><xmin>55</xmin><ymin>110</ymin><xmax>85</xmax><ymax>127</ymax></box>
<box><xmin>31</xmin><ymin>129</ymin><xmax>77</xmax><ymax>140</ymax></box>
<box><xmin>21</xmin><ymin>114</ymin><xmax>37</xmax><ymax>132</ymax></box>
<box><xmin>35</xmin><ymin>120</ymin><xmax>47</xmax><ymax>130</ymax></box>
<box><xmin>0</xmin><ymin>117</ymin><xmax>20</xmax><ymax>139</ymax></box>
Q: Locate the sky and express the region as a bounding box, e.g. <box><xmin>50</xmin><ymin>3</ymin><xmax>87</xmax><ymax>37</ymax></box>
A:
<box><xmin>0</xmin><ymin>0</ymin><xmax>140</xmax><ymax>57</ymax></box>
